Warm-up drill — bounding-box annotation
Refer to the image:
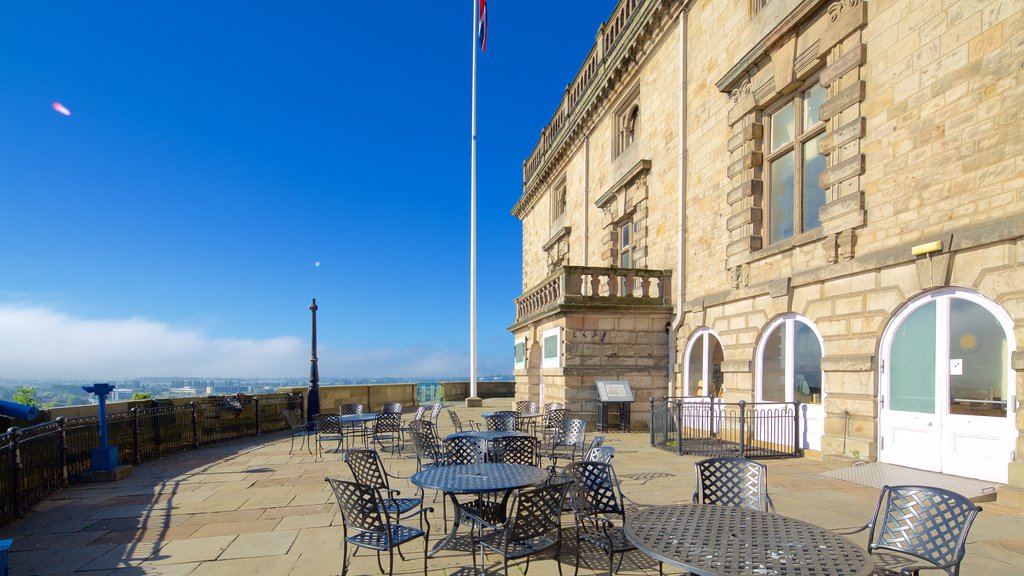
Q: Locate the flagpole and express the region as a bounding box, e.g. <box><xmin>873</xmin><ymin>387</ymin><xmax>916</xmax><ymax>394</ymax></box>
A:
<box><xmin>469</xmin><ymin>0</ymin><xmax>479</xmax><ymax>404</ymax></box>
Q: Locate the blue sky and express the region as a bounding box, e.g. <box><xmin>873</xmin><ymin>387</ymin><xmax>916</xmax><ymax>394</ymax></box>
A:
<box><xmin>0</xmin><ymin>1</ymin><xmax>618</xmax><ymax>380</ymax></box>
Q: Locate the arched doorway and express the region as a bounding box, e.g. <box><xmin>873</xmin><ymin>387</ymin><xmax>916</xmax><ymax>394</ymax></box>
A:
<box><xmin>683</xmin><ymin>328</ymin><xmax>724</xmax><ymax>397</ymax></box>
<box><xmin>755</xmin><ymin>315</ymin><xmax>825</xmax><ymax>450</ymax></box>
<box><xmin>879</xmin><ymin>289</ymin><xmax>1017</xmax><ymax>483</ymax></box>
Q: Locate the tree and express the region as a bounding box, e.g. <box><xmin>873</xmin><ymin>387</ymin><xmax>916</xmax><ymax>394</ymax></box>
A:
<box><xmin>11</xmin><ymin>387</ymin><xmax>41</xmax><ymax>408</ymax></box>
<box><xmin>131</xmin><ymin>392</ymin><xmax>153</xmax><ymax>401</ymax></box>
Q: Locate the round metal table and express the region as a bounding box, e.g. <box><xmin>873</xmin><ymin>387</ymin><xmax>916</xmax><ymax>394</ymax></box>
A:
<box><xmin>446</xmin><ymin>430</ymin><xmax>531</xmax><ymax>442</ymax></box>
<box><xmin>624</xmin><ymin>504</ymin><xmax>873</xmax><ymax>576</ymax></box>
<box><xmin>411</xmin><ymin>463</ymin><xmax>549</xmax><ymax>557</ymax></box>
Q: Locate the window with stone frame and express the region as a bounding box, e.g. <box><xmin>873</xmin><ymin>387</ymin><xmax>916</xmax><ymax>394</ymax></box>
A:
<box><xmin>551</xmin><ymin>181</ymin><xmax>567</xmax><ymax>224</ymax></box>
<box><xmin>614</xmin><ymin>88</ymin><xmax>640</xmax><ymax>158</ymax></box>
<box><xmin>763</xmin><ymin>81</ymin><xmax>828</xmax><ymax>244</ymax></box>
<box><xmin>616</xmin><ymin>217</ymin><xmax>640</xmax><ymax>295</ymax></box>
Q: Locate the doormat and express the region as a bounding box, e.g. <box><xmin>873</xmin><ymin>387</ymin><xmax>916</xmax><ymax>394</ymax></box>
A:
<box><xmin>823</xmin><ymin>462</ymin><xmax>1000</xmax><ymax>502</ymax></box>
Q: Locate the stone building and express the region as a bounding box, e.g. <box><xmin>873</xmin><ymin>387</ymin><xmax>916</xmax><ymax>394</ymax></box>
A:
<box><xmin>509</xmin><ymin>0</ymin><xmax>1024</xmax><ymax>485</ymax></box>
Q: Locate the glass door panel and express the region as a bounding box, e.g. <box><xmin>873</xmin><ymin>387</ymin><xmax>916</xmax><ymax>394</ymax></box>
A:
<box><xmin>949</xmin><ymin>299</ymin><xmax>1007</xmax><ymax>417</ymax></box>
<box><xmin>761</xmin><ymin>324</ymin><xmax>786</xmax><ymax>402</ymax></box>
<box><xmin>687</xmin><ymin>336</ymin><xmax>704</xmax><ymax>396</ymax></box>
<box><xmin>890</xmin><ymin>301</ymin><xmax>936</xmax><ymax>413</ymax></box>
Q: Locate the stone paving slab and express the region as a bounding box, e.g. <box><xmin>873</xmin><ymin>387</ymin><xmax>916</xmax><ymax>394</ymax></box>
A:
<box><xmin>3</xmin><ymin>399</ymin><xmax>1023</xmax><ymax>576</ymax></box>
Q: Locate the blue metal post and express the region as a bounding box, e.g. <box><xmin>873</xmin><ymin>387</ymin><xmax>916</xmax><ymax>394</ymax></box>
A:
<box><xmin>82</xmin><ymin>383</ymin><xmax>118</xmax><ymax>471</ymax></box>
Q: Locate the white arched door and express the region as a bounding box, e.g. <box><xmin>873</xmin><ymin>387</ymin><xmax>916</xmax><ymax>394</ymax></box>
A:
<box><xmin>756</xmin><ymin>315</ymin><xmax>825</xmax><ymax>451</ymax></box>
<box><xmin>879</xmin><ymin>289</ymin><xmax>1017</xmax><ymax>483</ymax></box>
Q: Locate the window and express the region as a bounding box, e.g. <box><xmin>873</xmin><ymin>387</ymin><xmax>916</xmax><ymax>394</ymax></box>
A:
<box><xmin>541</xmin><ymin>327</ymin><xmax>561</xmax><ymax>368</ymax></box>
<box><xmin>552</xmin><ymin>182</ymin><xmax>567</xmax><ymax>222</ymax></box>
<box><xmin>685</xmin><ymin>329</ymin><xmax>725</xmax><ymax>397</ymax></box>
<box><xmin>757</xmin><ymin>316</ymin><xmax>823</xmax><ymax>405</ymax></box>
<box><xmin>614</xmin><ymin>88</ymin><xmax>640</xmax><ymax>157</ymax></box>
<box><xmin>514</xmin><ymin>339</ymin><xmax>526</xmax><ymax>370</ymax></box>
<box><xmin>617</xmin><ymin>219</ymin><xmax>640</xmax><ymax>295</ymax></box>
<box><xmin>764</xmin><ymin>83</ymin><xmax>827</xmax><ymax>244</ymax></box>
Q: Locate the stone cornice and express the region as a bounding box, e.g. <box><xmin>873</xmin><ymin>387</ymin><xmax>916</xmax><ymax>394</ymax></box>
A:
<box><xmin>512</xmin><ymin>0</ymin><xmax>682</xmax><ymax>220</ymax></box>
<box><xmin>715</xmin><ymin>0</ymin><xmax>829</xmax><ymax>93</ymax></box>
<box><xmin>596</xmin><ymin>159</ymin><xmax>652</xmax><ymax>208</ymax></box>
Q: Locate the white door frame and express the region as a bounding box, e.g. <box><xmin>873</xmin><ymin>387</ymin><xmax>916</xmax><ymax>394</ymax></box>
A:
<box><xmin>879</xmin><ymin>288</ymin><xmax>1017</xmax><ymax>482</ymax></box>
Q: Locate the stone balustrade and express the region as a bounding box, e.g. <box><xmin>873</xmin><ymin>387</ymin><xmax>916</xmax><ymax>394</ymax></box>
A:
<box><xmin>514</xmin><ymin>265</ymin><xmax>671</xmax><ymax>323</ymax></box>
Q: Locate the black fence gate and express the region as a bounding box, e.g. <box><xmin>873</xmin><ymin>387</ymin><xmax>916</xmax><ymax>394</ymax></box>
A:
<box><xmin>649</xmin><ymin>397</ymin><xmax>803</xmax><ymax>459</ymax></box>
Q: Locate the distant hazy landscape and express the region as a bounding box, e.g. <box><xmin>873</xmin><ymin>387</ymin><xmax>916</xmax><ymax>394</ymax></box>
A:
<box><xmin>1</xmin><ymin>375</ymin><xmax>512</xmax><ymax>409</ymax></box>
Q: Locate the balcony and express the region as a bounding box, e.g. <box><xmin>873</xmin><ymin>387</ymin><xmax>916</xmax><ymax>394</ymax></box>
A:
<box><xmin>513</xmin><ymin>265</ymin><xmax>672</xmax><ymax>325</ymax></box>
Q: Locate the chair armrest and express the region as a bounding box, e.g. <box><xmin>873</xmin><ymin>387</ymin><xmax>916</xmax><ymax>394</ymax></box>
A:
<box><xmin>833</xmin><ymin>523</ymin><xmax>870</xmax><ymax>536</ymax></box>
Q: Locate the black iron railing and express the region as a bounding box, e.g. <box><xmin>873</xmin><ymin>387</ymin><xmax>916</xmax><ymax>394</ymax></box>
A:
<box><xmin>649</xmin><ymin>397</ymin><xmax>803</xmax><ymax>459</ymax></box>
<box><xmin>0</xmin><ymin>393</ymin><xmax>301</xmax><ymax>527</ymax></box>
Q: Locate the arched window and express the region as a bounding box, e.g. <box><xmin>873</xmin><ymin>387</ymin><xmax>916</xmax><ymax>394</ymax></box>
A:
<box><xmin>627</xmin><ymin>105</ymin><xmax>639</xmax><ymax>145</ymax></box>
<box><xmin>684</xmin><ymin>329</ymin><xmax>724</xmax><ymax>397</ymax></box>
<box><xmin>756</xmin><ymin>315</ymin><xmax>823</xmax><ymax>405</ymax></box>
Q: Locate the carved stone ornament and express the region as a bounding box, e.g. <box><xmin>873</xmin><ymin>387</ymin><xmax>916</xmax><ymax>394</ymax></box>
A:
<box><xmin>828</xmin><ymin>0</ymin><xmax>862</xmax><ymax>22</ymax></box>
<box><xmin>729</xmin><ymin>264</ymin><xmax>750</xmax><ymax>289</ymax></box>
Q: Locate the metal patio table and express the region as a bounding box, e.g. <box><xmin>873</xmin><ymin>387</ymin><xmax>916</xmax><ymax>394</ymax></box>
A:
<box><xmin>446</xmin><ymin>430</ymin><xmax>532</xmax><ymax>442</ymax></box>
<box><xmin>336</xmin><ymin>412</ymin><xmax>378</xmax><ymax>449</ymax></box>
<box><xmin>624</xmin><ymin>504</ymin><xmax>873</xmax><ymax>576</ymax></box>
<box><xmin>410</xmin><ymin>463</ymin><xmax>549</xmax><ymax>557</ymax></box>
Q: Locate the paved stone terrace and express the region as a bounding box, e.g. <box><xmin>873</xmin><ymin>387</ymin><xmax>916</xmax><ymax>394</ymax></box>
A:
<box><xmin>4</xmin><ymin>400</ymin><xmax>1023</xmax><ymax>575</ymax></box>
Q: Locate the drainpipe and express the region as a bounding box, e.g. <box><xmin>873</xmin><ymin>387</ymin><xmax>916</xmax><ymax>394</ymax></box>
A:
<box><xmin>668</xmin><ymin>6</ymin><xmax>688</xmax><ymax>398</ymax></box>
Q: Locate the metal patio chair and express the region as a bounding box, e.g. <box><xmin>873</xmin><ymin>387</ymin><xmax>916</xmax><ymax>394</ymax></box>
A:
<box><xmin>565</xmin><ymin>461</ymin><xmax>640</xmax><ymax>576</ymax></box>
<box><xmin>840</xmin><ymin>484</ymin><xmax>982</xmax><ymax>576</ymax></box>
<box><xmin>400</xmin><ymin>405</ymin><xmax>426</xmax><ymax>445</ymax></box>
<box><xmin>427</xmin><ymin>402</ymin><xmax>444</xmax><ymax>428</ymax></box>
<box><xmin>316</xmin><ymin>413</ymin><xmax>344</xmax><ymax>457</ymax></box>
<box><xmin>370</xmin><ymin>412</ymin><xmax>403</xmax><ymax>455</ymax></box>
<box><xmin>586</xmin><ymin>445</ymin><xmax>615</xmax><ymax>464</ymax></box>
<box><xmin>448</xmin><ymin>408</ymin><xmax>479</xmax><ymax>433</ymax></box>
<box><xmin>408</xmin><ymin>420</ymin><xmax>448</xmax><ymax>471</ymax></box>
<box><xmin>493</xmin><ymin>435</ymin><xmax>540</xmax><ymax>467</ymax></box>
<box><xmin>485</xmin><ymin>410</ymin><xmax>518</xmax><ymax>432</ymax></box>
<box><xmin>443</xmin><ymin>436</ymin><xmax>487</xmax><ymax>465</ymax></box>
<box><xmin>541</xmin><ymin>408</ymin><xmax>569</xmax><ymax>448</ymax></box>
<box><xmin>282</xmin><ymin>409</ymin><xmax>316</xmax><ymax>455</ymax></box>
<box><xmin>545</xmin><ymin>418</ymin><xmax>587</xmax><ymax>470</ymax></box>
<box><xmin>467</xmin><ymin>480</ymin><xmax>572</xmax><ymax>576</ymax></box>
<box><xmin>339</xmin><ymin>403</ymin><xmax>364</xmax><ymax>415</ymax></box>
<box><xmin>343</xmin><ymin>449</ymin><xmax>423</xmax><ymax>520</ymax></box>
<box><xmin>379</xmin><ymin>402</ymin><xmax>403</xmax><ymax>415</ymax></box>
<box><xmin>516</xmin><ymin>400</ymin><xmax>540</xmax><ymax>415</ymax></box>
<box><xmin>692</xmin><ymin>456</ymin><xmax>775</xmax><ymax>512</ymax></box>
<box><xmin>325</xmin><ymin>477</ymin><xmax>432</xmax><ymax>576</ymax></box>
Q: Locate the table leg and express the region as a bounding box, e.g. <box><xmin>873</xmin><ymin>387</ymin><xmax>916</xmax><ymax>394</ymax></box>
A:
<box><xmin>427</xmin><ymin>492</ymin><xmax>464</xmax><ymax>558</ymax></box>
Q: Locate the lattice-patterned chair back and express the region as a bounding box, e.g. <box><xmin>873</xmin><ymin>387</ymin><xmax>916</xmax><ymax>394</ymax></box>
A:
<box><xmin>372</xmin><ymin>413</ymin><xmax>402</xmax><ymax>453</ymax></box>
<box><xmin>585</xmin><ymin>435</ymin><xmax>605</xmax><ymax>455</ymax></box>
<box><xmin>409</xmin><ymin>420</ymin><xmax>445</xmax><ymax>468</ymax></box>
<box><xmin>542</xmin><ymin>408</ymin><xmax>567</xmax><ymax>431</ymax></box>
<box><xmin>282</xmin><ymin>409</ymin><xmax>305</xmax><ymax>430</ymax></box>
<box><xmin>327</xmin><ymin>477</ymin><xmax>386</xmax><ymax>535</ymax></box>
<box><xmin>344</xmin><ymin>449</ymin><xmax>388</xmax><ymax>490</ymax></box>
<box><xmin>505</xmin><ymin>481</ymin><xmax>570</xmax><ymax>545</ymax></box>
<box><xmin>543</xmin><ymin>402</ymin><xmax>564</xmax><ymax>413</ymax></box>
<box><xmin>515</xmin><ymin>400</ymin><xmax>539</xmax><ymax>415</ymax></box>
<box><xmin>493</xmin><ymin>436</ymin><xmax>539</xmax><ymax>466</ymax></box>
<box><xmin>693</xmin><ymin>457</ymin><xmax>775</xmax><ymax>512</ymax></box>
<box><xmin>865</xmin><ymin>485</ymin><xmax>981</xmax><ymax>576</ymax></box>
<box><xmin>339</xmin><ymin>403</ymin><xmax>364</xmax><ymax>416</ymax></box>
<box><xmin>485</xmin><ymin>411</ymin><xmax>518</xmax><ymax>432</ymax></box>
<box><xmin>428</xmin><ymin>402</ymin><xmax>443</xmax><ymax>425</ymax></box>
<box><xmin>567</xmin><ymin>461</ymin><xmax>624</xmax><ymax>517</ymax></box>
<box><xmin>555</xmin><ymin>418</ymin><xmax>587</xmax><ymax>449</ymax></box>
<box><xmin>586</xmin><ymin>445</ymin><xmax>615</xmax><ymax>464</ymax></box>
<box><xmin>448</xmin><ymin>409</ymin><xmax>465</xmax><ymax>432</ymax></box>
<box><xmin>443</xmin><ymin>436</ymin><xmax>486</xmax><ymax>465</ymax></box>
<box><xmin>380</xmin><ymin>402</ymin><xmax>403</xmax><ymax>415</ymax></box>
<box><xmin>316</xmin><ymin>414</ymin><xmax>344</xmax><ymax>454</ymax></box>
<box><xmin>412</xmin><ymin>405</ymin><xmax>426</xmax><ymax>420</ymax></box>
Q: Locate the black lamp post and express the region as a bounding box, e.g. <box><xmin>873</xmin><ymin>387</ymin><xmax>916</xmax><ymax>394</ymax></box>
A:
<box><xmin>306</xmin><ymin>298</ymin><xmax>320</xmax><ymax>429</ymax></box>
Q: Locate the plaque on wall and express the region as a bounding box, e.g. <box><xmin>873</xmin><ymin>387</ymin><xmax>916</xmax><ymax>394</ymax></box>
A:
<box><xmin>596</xmin><ymin>380</ymin><xmax>634</xmax><ymax>403</ymax></box>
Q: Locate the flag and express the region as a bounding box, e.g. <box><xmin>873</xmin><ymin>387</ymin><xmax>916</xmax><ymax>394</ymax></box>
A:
<box><xmin>478</xmin><ymin>0</ymin><xmax>488</xmax><ymax>52</ymax></box>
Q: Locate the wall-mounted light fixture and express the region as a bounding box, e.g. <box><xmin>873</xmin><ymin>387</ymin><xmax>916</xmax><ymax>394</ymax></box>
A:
<box><xmin>911</xmin><ymin>240</ymin><xmax>943</xmax><ymax>256</ymax></box>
